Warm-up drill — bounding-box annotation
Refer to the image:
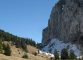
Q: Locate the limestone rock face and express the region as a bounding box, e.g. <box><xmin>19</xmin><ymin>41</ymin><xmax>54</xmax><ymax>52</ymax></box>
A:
<box><xmin>42</xmin><ymin>0</ymin><xmax>83</xmax><ymax>43</ymax></box>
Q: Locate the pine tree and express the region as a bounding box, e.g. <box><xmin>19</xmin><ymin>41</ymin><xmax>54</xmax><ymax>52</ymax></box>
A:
<box><xmin>69</xmin><ymin>50</ymin><xmax>76</xmax><ymax>59</ymax></box>
<box><xmin>16</xmin><ymin>39</ymin><xmax>21</xmax><ymax>48</ymax></box>
<box><xmin>21</xmin><ymin>40</ymin><xmax>28</xmax><ymax>52</ymax></box>
<box><xmin>61</xmin><ymin>48</ymin><xmax>69</xmax><ymax>60</ymax></box>
<box><xmin>0</xmin><ymin>39</ymin><xmax>3</xmax><ymax>54</ymax></box>
<box><xmin>3</xmin><ymin>43</ymin><xmax>6</xmax><ymax>51</ymax></box>
<box><xmin>54</xmin><ymin>49</ymin><xmax>59</xmax><ymax>60</ymax></box>
<box><xmin>4</xmin><ymin>44</ymin><xmax>11</xmax><ymax>56</ymax></box>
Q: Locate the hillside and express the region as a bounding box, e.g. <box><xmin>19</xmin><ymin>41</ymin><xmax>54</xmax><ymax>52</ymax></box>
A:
<box><xmin>0</xmin><ymin>29</ymin><xmax>37</xmax><ymax>52</ymax></box>
<box><xmin>0</xmin><ymin>41</ymin><xmax>50</xmax><ymax>60</ymax></box>
<box><xmin>0</xmin><ymin>29</ymin><xmax>52</xmax><ymax>60</ymax></box>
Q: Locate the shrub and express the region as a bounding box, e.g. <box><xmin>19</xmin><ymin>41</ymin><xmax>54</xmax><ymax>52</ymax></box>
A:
<box><xmin>19</xmin><ymin>52</ymin><xmax>20</xmax><ymax>54</ymax></box>
<box><xmin>22</xmin><ymin>53</ymin><xmax>28</xmax><ymax>59</ymax></box>
<box><xmin>33</xmin><ymin>52</ymin><xmax>37</xmax><ymax>56</ymax></box>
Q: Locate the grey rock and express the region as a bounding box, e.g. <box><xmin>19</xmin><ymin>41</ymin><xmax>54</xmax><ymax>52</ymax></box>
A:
<box><xmin>42</xmin><ymin>0</ymin><xmax>83</xmax><ymax>45</ymax></box>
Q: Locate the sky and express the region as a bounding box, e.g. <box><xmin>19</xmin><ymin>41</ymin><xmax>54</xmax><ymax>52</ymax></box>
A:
<box><xmin>0</xmin><ymin>0</ymin><xmax>58</xmax><ymax>43</ymax></box>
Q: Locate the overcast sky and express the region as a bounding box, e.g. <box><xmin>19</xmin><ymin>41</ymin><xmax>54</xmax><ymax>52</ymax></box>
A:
<box><xmin>0</xmin><ymin>0</ymin><xmax>58</xmax><ymax>43</ymax></box>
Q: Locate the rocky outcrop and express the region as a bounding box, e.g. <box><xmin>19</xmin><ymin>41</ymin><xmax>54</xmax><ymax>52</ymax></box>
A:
<box><xmin>42</xmin><ymin>0</ymin><xmax>83</xmax><ymax>44</ymax></box>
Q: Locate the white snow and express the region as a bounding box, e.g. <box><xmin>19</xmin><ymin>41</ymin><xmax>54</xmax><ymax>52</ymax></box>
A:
<box><xmin>41</xmin><ymin>38</ymin><xmax>81</xmax><ymax>57</ymax></box>
<box><xmin>38</xmin><ymin>50</ymin><xmax>54</xmax><ymax>58</ymax></box>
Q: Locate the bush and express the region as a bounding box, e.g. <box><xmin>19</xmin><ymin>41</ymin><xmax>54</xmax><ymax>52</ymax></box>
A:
<box><xmin>33</xmin><ymin>52</ymin><xmax>37</xmax><ymax>56</ymax></box>
<box><xmin>22</xmin><ymin>53</ymin><xmax>28</xmax><ymax>59</ymax></box>
<box><xmin>19</xmin><ymin>52</ymin><xmax>20</xmax><ymax>54</ymax></box>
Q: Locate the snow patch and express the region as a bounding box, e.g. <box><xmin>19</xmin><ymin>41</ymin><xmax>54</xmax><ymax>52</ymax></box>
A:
<box><xmin>41</xmin><ymin>38</ymin><xmax>81</xmax><ymax>57</ymax></box>
<box><xmin>39</xmin><ymin>50</ymin><xmax>54</xmax><ymax>58</ymax></box>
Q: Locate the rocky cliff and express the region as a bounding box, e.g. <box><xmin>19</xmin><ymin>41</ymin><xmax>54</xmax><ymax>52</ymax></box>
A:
<box><xmin>42</xmin><ymin>0</ymin><xmax>83</xmax><ymax>46</ymax></box>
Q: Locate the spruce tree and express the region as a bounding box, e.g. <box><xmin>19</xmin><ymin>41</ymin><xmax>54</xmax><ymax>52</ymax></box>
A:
<box><xmin>61</xmin><ymin>48</ymin><xmax>69</xmax><ymax>60</ymax></box>
<box><xmin>16</xmin><ymin>39</ymin><xmax>21</xmax><ymax>48</ymax></box>
<box><xmin>0</xmin><ymin>39</ymin><xmax>3</xmax><ymax>54</ymax></box>
<box><xmin>69</xmin><ymin>50</ymin><xmax>76</xmax><ymax>59</ymax></box>
<box><xmin>4</xmin><ymin>44</ymin><xmax>11</xmax><ymax>56</ymax></box>
<box><xmin>54</xmin><ymin>49</ymin><xmax>59</xmax><ymax>60</ymax></box>
<box><xmin>3</xmin><ymin>43</ymin><xmax>6</xmax><ymax>50</ymax></box>
<box><xmin>21</xmin><ymin>40</ymin><xmax>28</xmax><ymax>52</ymax></box>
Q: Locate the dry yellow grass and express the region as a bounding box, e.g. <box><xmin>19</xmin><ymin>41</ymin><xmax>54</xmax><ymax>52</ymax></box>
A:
<box><xmin>27</xmin><ymin>45</ymin><xmax>38</xmax><ymax>54</ymax></box>
<box><xmin>0</xmin><ymin>41</ymin><xmax>50</xmax><ymax>60</ymax></box>
<box><xmin>2</xmin><ymin>41</ymin><xmax>25</xmax><ymax>58</ymax></box>
<box><xmin>0</xmin><ymin>54</ymin><xmax>49</xmax><ymax>60</ymax></box>
<box><xmin>0</xmin><ymin>54</ymin><xmax>28</xmax><ymax>60</ymax></box>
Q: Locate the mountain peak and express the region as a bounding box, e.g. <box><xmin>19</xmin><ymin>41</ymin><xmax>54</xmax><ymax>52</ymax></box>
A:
<box><xmin>42</xmin><ymin>0</ymin><xmax>83</xmax><ymax>47</ymax></box>
<box><xmin>41</xmin><ymin>0</ymin><xmax>83</xmax><ymax>58</ymax></box>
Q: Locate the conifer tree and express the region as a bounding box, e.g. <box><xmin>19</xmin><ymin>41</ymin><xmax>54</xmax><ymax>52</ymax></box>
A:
<box><xmin>21</xmin><ymin>40</ymin><xmax>28</xmax><ymax>52</ymax></box>
<box><xmin>61</xmin><ymin>48</ymin><xmax>69</xmax><ymax>60</ymax></box>
<box><xmin>69</xmin><ymin>50</ymin><xmax>76</xmax><ymax>59</ymax></box>
<box><xmin>54</xmin><ymin>49</ymin><xmax>59</xmax><ymax>60</ymax></box>
<box><xmin>16</xmin><ymin>39</ymin><xmax>21</xmax><ymax>48</ymax></box>
<box><xmin>4</xmin><ymin>44</ymin><xmax>11</xmax><ymax>56</ymax></box>
<box><xmin>0</xmin><ymin>39</ymin><xmax>3</xmax><ymax>54</ymax></box>
<box><xmin>3</xmin><ymin>43</ymin><xmax>6</xmax><ymax>51</ymax></box>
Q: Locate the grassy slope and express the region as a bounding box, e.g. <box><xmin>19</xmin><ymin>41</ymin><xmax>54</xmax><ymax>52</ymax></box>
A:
<box><xmin>0</xmin><ymin>41</ymin><xmax>49</xmax><ymax>60</ymax></box>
